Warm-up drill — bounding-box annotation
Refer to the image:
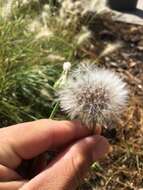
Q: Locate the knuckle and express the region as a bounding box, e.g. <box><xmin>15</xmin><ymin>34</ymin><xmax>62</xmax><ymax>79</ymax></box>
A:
<box><xmin>71</xmin><ymin>145</ymin><xmax>90</xmax><ymax>168</ymax></box>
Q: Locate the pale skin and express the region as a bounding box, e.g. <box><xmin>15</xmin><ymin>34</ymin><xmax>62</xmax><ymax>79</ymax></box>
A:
<box><xmin>0</xmin><ymin>119</ymin><xmax>109</xmax><ymax>190</ymax></box>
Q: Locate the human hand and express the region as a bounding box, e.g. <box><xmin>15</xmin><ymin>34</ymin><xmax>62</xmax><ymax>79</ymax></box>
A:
<box><xmin>0</xmin><ymin>119</ymin><xmax>109</xmax><ymax>190</ymax></box>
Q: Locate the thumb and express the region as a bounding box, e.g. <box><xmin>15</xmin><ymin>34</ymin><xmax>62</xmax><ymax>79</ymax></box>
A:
<box><xmin>20</xmin><ymin>135</ymin><xmax>109</xmax><ymax>190</ymax></box>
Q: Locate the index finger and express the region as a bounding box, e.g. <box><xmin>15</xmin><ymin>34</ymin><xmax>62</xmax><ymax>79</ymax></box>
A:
<box><xmin>0</xmin><ymin>119</ymin><xmax>91</xmax><ymax>168</ymax></box>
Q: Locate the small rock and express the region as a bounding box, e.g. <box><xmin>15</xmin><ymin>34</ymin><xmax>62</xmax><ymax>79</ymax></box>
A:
<box><xmin>137</xmin><ymin>40</ymin><xmax>143</xmax><ymax>51</ymax></box>
<box><xmin>129</xmin><ymin>61</ymin><xmax>137</xmax><ymax>68</ymax></box>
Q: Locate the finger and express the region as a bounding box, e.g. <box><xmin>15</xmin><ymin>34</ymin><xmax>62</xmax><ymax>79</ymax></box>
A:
<box><xmin>20</xmin><ymin>135</ymin><xmax>109</xmax><ymax>190</ymax></box>
<box><xmin>0</xmin><ymin>119</ymin><xmax>91</xmax><ymax>168</ymax></box>
<box><xmin>0</xmin><ymin>180</ymin><xmax>26</xmax><ymax>190</ymax></box>
<box><xmin>94</xmin><ymin>124</ymin><xmax>102</xmax><ymax>135</ymax></box>
<box><xmin>0</xmin><ymin>165</ymin><xmax>22</xmax><ymax>182</ymax></box>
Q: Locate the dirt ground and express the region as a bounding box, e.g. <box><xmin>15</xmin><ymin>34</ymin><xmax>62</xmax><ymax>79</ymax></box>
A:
<box><xmin>80</xmin><ymin>14</ymin><xmax>143</xmax><ymax>190</ymax></box>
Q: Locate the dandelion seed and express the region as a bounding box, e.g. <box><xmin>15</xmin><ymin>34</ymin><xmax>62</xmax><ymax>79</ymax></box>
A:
<box><xmin>54</xmin><ymin>62</ymin><xmax>71</xmax><ymax>89</ymax></box>
<box><xmin>58</xmin><ymin>64</ymin><xmax>128</xmax><ymax>130</ymax></box>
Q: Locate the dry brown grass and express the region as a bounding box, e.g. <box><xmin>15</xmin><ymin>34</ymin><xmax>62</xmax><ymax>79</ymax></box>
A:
<box><xmin>79</xmin><ymin>15</ymin><xmax>143</xmax><ymax>190</ymax></box>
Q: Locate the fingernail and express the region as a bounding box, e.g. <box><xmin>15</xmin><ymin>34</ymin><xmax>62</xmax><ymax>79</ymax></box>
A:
<box><xmin>92</xmin><ymin>136</ymin><xmax>110</xmax><ymax>161</ymax></box>
<box><xmin>94</xmin><ymin>124</ymin><xmax>102</xmax><ymax>135</ymax></box>
<box><xmin>72</xmin><ymin>120</ymin><xmax>92</xmax><ymax>135</ymax></box>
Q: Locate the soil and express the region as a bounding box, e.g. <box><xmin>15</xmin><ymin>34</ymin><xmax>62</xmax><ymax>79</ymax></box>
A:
<box><xmin>80</xmin><ymin>13</ymin><xmax>143</xmax><ymax>190</ymax></box>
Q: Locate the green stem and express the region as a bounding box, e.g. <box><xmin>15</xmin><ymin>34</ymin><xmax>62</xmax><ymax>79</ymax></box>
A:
<box><xmin>49</xmin><ymin>102</ymin><xmax>59</xmax><ymax>119</ymax></box>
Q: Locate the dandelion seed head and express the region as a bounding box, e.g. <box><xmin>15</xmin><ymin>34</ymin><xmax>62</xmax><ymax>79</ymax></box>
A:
<box><xmin>63</xmin><ymin>62</ymin><xmax>71</xmax><ymax>72</ymax></box>
<box><xmin>58</xmin><ymin>64</ymin><xmax>128</xmax><ymax>130</ymax></box>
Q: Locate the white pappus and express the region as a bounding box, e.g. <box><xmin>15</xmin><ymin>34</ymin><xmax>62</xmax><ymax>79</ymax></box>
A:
<box><xmin>58</xmin><ymin>64</ymin><xmax>128</xmax><ymax>130</ymax></box>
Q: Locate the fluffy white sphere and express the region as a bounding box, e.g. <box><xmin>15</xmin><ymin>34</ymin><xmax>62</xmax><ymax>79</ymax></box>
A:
<box><xmin>63</xmin><ymin>62</ymin><xmax>71</xmax><ymax>72</ymax></box>
<box><xmin>58</xmin><ymin>64</ymin><xmax>128</xmax><ymax>130</ymax></box>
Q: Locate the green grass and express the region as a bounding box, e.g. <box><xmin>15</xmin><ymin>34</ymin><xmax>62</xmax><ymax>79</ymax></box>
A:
<box><xmin>0</xmin><ymin>1</ymin><xmax>143</xmax><ymax>190</ymax></box>
<box><xmin>0</xmin><ymin>0</ymin><xmax>87</xmax><ymax>126</ymax></box>
<box><xmin>0</xmin><ymin>12</ymin><xmax>61</xmax><ymax>125</ymax></box>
